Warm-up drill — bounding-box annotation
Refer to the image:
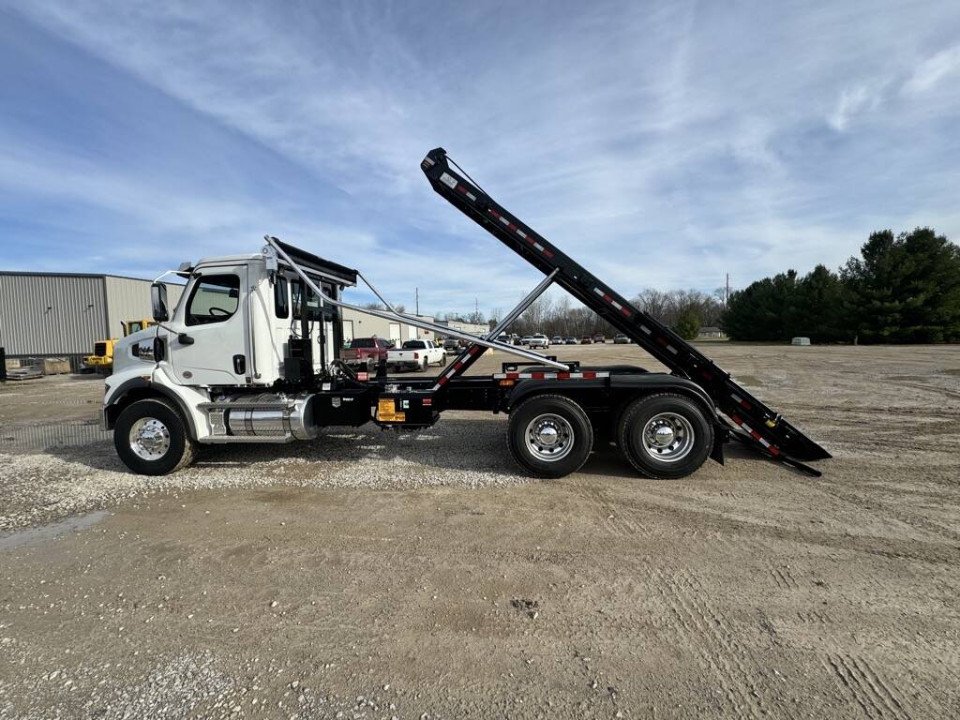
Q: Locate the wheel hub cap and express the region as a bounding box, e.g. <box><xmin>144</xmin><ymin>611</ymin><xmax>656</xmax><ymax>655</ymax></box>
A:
<box><xmin>129</xmin><ymin>417</ymin><xmax>171</xmax><ymax>461</ymax></box>
<box><xmin>641</xmin><ymin>412</ymin><xmax>695</xmax><ymax>463</ymax></box>
<box><xmin>524</xmin><ymin>414</ymin><xmax>574</xmax><ymax>462</ymax></box>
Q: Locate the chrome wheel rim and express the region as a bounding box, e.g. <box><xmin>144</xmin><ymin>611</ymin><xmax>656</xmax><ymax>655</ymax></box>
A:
<box><xmin>129</xmin><ymin>417</ymin><xmax>171</xmax><ymax>461</ymax></box>
<box><xmin>641</xmin><ymin>412</ymin><xmax>694</xmax><ymax>462</ymax></box>
<box><xmin>524</xmin><ymin>413</ymin><xmax>574</xmax><ymax>462</ymax></box>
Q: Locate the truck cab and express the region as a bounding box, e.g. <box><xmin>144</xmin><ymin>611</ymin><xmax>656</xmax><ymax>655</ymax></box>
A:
<box><xmin>103</xmin><ymin>241</ymin><xmax>359</xmax><ymax>474</ymax></box>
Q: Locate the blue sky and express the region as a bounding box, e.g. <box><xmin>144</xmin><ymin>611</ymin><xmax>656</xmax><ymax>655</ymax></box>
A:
<box><xmin>2</xmin><ymin>1</ymin><xmax>959</xmax><ymax>316</ymax></box>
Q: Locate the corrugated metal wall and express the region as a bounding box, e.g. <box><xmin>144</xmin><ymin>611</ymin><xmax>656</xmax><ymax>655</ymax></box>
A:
<box><xmin>104</xmin><ymin>277</ymin><xmax>183</xmax><ymax>338</ymax></box>
<box><xmin>0</xmin><ymin>273</ymin><xmax>108</xmax><ymax>355</ymax></box>
<box><xmin>341</xmin><ymin>308</ymin><xmax>435</xmax><ymax>342</ymax></box>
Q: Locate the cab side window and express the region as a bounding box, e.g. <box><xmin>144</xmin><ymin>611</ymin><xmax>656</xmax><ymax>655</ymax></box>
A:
<box><xmin>186</xmin><ymin>274</ymin><xmax>240</xmax><ymax>326</ymax></box>
<box><xmin>275</xmin><ymin>276</ymin><xmax>290</xmax><ymax>319</ymax></box>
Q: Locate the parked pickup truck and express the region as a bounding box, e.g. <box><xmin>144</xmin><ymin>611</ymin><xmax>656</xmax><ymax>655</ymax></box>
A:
<box><xmin>387</xmin><ymin>339</ymin><xmax>447</xmax><ymax>371</ymax></box>
<box><xmin>341</xmin><ymin>337</ymin><xmax>390</xmax><ymax>371</ymax></box>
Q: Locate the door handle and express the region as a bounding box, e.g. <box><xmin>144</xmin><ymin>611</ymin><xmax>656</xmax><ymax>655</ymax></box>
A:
<box><xmin>233</xmin><ymin>355</ymin><xmax>246</xmax><ymax>374</ymax></box>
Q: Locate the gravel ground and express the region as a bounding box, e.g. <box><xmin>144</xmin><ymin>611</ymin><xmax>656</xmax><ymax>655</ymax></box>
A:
<box><xmin>1</xmin><ymin>343</ymin><xmax>959</xmax><ymax>719</ymax></box>
<box><xmin>0</xmin><ymin>413</ymin><xmax>527</xmax><ymax>532</ymax></box>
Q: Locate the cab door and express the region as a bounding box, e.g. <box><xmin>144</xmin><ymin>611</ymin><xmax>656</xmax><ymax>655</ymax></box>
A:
<box><xmin>168</xmin><ymin>265</ymin><xmax>251</xmax><ymax>386</ymax></box>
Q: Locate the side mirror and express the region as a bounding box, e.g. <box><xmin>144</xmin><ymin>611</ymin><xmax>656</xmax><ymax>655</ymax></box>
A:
<box><xmin>151</xmin><ymin>283</ymin><xmax>169</xmax><ymax>322</ymax></box>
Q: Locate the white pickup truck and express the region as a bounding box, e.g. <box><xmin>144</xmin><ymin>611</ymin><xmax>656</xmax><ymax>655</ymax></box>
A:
<box><xmin>387</xmin><ymin>339</ymin><xmax>447</xmax><ymax>371</ymax></box>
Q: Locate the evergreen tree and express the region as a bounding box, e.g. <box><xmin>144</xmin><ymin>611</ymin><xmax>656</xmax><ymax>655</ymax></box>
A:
<box><xmin>673</xmin><ymin>307</ymin><xmax>700</xmax><ymax>340</ymax></box>
<box><xmin>842</xmin><ymin>228</ymin><xmax>960</xmax><ymax>342</ymax></box>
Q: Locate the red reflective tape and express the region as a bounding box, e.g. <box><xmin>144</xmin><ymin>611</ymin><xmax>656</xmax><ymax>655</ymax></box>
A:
<box><xmin>455</xmin><ymin>184</ymin><xmax>467</xmax><ymax>194</ymax></box>
<box><xmin>768</xmin><ymin>445</ymin><xmax>781</xmax><ymax>457</ymax></box>
<box><xmin>557</xmin><ymin>372</ymin><xmax>570</xmax><ymax>379</ymax></box>
<box><xmin>423</xmin><ymin>398</ymin><xmax>433</xmax><ymax>406</ymax></box>
<box><xmin>453</xmin><ymin>361</ymin><xmax>464</xmax><ymax>370</ymax></box>
<box><xmin>506</xmin><ymin>372</ymin><xmax>520</xmax><ymax>380</ymax></box>
<box><xmin>582</xmin><ymin>371</ymin><xmax>597</xmax><ymax>379</ymax></box>
<box><xmin>730</xmin><ymin>413</ymin><xmax>743</xmax><ymax>425</ymax></box>
<box><xmin>542</xmin><ymin>248</ymin><xmax>554</xmax><ymax>258</ymax></box>
<box><xmin>602</xmin><ymin>294</ymin><xmax>612</xmax><ymax>303</ymax></box>
<box><xmin>619</xmin><ymin>306</ymin><xmax>631</xmax><ymax>317</ymax></box>
<box><xmin>750</xmin><ymin>430</ymin><xmax>762</xmax><ymax>441</ymax></box>
<box><xmin>468</xmin><ymin>345</ymin><xmax>481</xmax><ymax>355</ymax></box>
<box><xmin>740</xmin><ymin>399</ymin><xmax>751</xmax><ymax>409</ymax></box>
<box><xmin>530</xmin><ymin>372</ymin><xmax>545</xmax><ymax>380</ymax></box>
<box><xmin>357</xmin><ymin>372</ymin><xmax>369</xmax><ymax>381</ymax></box>
<box><xmin>436</xmin><ymin>375</ymin><xmax>449</xmax><ymax>386</ymax></box>
<box><xmin>506</xmin><ymin>223</ymin><xmax>516</xmax><ymax>231</ymax></box>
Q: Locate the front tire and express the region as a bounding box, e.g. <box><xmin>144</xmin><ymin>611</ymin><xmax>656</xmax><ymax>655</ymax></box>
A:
<box><xmin>507</xmin><ymin>394</ymin><xmax>593</xmax><ymax>478</ymax></box>
<box><xmin>114</xmin><ymin>398</ymin><xmax>195</xmax><ymax>476</ymax></box>
<box><xmin>617</xmin><ymin>393</ymin><xmax>713</xmax><ymax>479</ymax></box>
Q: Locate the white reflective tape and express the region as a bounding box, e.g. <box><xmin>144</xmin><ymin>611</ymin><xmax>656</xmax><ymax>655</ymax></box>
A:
<box><xmin>533</xmin><ymin>242</ymin><xmax>544</xmax><ymax>252</ymax></box>
<box><xmin>466</xmin><ymin>192</ymin><xmax>476</xmax><ymax>201</ymax></box>
<box><xmin>731</xmin><ymin>393</ymin><xmax>743</xmax><ymax>404</ymax></box>
<box><xmin>499</xmin><ymin>216</ymin><xmax>510</xmax><ymax>226</ymax></box>
<box><xmin>758</xmin><ymin>437</ymin><xmax>771</xmax><ymax>448</ymax></box>
<box><xmin>445</xmin><ymin>368</ymin><xmax>458</xmax><ymax>378</ymax></box>
<box><xmin>610</xmin><ymin>300</ymin><xmax>622</xmax><ymax>310</ymax></box>
<box><xmin>667</xmin><ymin>345</ymin><xmax>678</xmax><ymax>354</ymax></box>
<box><xmin>593</xmin><ymin>287</ymin><xmax>604</xmax><ymax>296</ymax></box>
<box><xmin>516</xmin><ymin>229</ymin><xmax>527</xmax><ymax>238</ymax></box>
<box><xmin>640</xmin><ymin>325</ymin><xmax>652</xmax><ymax>334</ymax></box>
<box><xmin>741</xmin><ymin>422</ymin><xmax>753</xmax><ymax>433</ymax></box>
<box><xmin>439</xmin><ymin>173</ymin><xmax>457</xmax><ymax>189</ymax></box>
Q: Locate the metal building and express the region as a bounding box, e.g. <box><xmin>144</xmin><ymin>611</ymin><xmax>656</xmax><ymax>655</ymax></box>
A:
<box><xmin>0</xmin><ymin>272</ymin><xmax>183</xmax><ymax>367</ymax></box>
<box><xmin>340</xmin><ymin>308</ymin><xmax>436</xmax><ymax>345</ymax></box>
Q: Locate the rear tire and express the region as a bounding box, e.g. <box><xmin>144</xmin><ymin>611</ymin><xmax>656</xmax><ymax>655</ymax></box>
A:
<box><xmin>507</xmin><ymin>394</ymin><xmax>593</xmax><ymax>478</ymax></box>
<box><xmin>114</xmin><ymin>398</ymin><xmax>195</xmax><ymax>476</ymax></box>
<box><xmin>617</xmin><ymin>393</ymin><xmax>713</xmax><ymax>479</ymax></box>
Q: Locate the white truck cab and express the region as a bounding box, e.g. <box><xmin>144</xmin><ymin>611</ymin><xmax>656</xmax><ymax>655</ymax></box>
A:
<box><xmin>104</xmin><ymin>241</ymin><xmax>357</xmax><ymax>474</ymax></box>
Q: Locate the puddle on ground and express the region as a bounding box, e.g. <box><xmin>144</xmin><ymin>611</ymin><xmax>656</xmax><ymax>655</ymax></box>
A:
<box><xmin>0</xmin><ymin>421</ymin><xmax>110</xmax><ymax>452</ymax></box>
<box><xmin>0</xmin><ymin>510</ymin><xmax>109</xmax><ymax>551</ymax></box>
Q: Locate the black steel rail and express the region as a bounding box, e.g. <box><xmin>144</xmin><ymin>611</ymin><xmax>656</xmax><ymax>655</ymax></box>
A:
<box><xmin>421</xmin><ymin>148</ymin><xmax>830</xmax><ymax>474</ymax></box>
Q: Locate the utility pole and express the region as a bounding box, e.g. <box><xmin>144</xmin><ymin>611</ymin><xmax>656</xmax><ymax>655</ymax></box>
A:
<box><xmin>415</xmin><ymin>287</ymin><xmax>419</xmax><ymax>316</ymax></box>
<box><xmin>725</xmin><ymin>273</ymin><xmax>730</xmax><ymax>305</ymax></box>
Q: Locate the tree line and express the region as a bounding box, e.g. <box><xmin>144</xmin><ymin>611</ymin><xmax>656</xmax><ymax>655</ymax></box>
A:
<box><xmin>723</xmin><ymin>228</ymin><xmax>960</xmax><ymax>343</ymax></box>
<box><xmin>484</xmin><ymin>289</ymin><xmax>724</xmax><ymax>340</ymax></box>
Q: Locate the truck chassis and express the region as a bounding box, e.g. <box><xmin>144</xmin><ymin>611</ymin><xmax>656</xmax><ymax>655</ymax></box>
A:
<box><xmin>103</xmin><ymin>148</ymin><xmax>829</xmax><ymax>479</ymax></box>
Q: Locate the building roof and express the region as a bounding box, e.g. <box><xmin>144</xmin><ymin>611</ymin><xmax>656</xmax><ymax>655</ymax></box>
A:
<box><xmin>0</xmin><ymin>270</ymin><xmax>157</xmax><ymax>283</ymax></box>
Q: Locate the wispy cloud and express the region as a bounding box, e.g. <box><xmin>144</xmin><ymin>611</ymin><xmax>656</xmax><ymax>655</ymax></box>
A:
<box><xmin>903</xmin><ymin>43</ymin><xmax>960</xmax><ymax>94</ymax></box>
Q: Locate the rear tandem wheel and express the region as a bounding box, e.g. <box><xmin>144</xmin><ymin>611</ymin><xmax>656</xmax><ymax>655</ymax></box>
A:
<box><xmin>507</xmin><ymin>394</ymin><xmax>594</xmax><ymax>479</ymax></box>
<box><xmin>616</xmin><ymin>393</ymin><xmax>713</xmax><ymax>479</ymax></box>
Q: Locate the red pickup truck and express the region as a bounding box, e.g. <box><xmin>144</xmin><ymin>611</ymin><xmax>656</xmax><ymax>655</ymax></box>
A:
<box><xmin>341</xmin><ymin>337</ymin><xmax>391</xmax><ymax>372</ymax></box>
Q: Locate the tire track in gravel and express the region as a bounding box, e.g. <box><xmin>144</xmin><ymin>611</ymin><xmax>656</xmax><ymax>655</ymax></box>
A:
<box><xmin>652</xmin><ymin>565</ymin><xmax>794</xmax><ymax>720</ymax></box>
<box><xmin>826</xmin><ymin>654</ymin><xmax>913</xmax><ymax>720</ymax></box>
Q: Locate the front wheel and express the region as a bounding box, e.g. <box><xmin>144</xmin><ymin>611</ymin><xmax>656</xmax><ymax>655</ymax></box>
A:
<box><xmin>617</xmin><ymin>393</ymin><xmax>713</xmax><ymax>479</ymax></box>
<box><xmin>114</xmin><ymin>398</ymin><xmax>195</xmax><ymax>475</ymax></box>
<box><xmin>507</xmin><ymin>394</ymin><xmax>593</xmax><ymax>478</ymax></box>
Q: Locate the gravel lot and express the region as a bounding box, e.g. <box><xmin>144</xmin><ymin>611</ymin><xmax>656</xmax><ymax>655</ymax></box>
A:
<box><xmin>1</xmin><ymin>343</ymin><xmax>959</xmax><ymax>719</ymax></box>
